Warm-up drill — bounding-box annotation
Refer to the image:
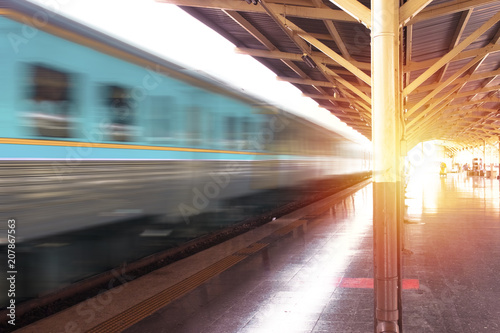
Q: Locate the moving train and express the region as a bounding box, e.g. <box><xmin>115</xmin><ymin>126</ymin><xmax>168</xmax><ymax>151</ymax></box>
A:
<box><xmin>0</xmin><ymin>0</ymin><xmax>371</xmax><ymax>244</ymax></box>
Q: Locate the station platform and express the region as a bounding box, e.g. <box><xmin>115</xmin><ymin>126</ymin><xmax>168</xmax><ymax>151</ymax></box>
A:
<box><xmin>16</xmin><ymin>172</ymin><xmax>500</xmax><ymax>332</ymax></box>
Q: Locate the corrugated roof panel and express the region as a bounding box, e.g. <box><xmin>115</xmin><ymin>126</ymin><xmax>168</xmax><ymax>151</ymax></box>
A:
<box><xmin>176</xmin><ymin>0</ymin><xmax>500</xmax><ymax>145</ymax></box>
<box><xmin>259</xmin><ymin>58</ymin><xmax>300</xmax><ymax>78</ymax></box>
<box><xmin>460</xmin><ymin>3</ymin><xmax>500</xmax><ymax>41</ymax></box>
<box><xmin>411</xmin><ymin>13</ymin><xmax>461</xmax><ymax>62</ymax></box>
<box><xmin>461</xmin><ymin>80</ymin><xmax>487</xmax><ymax>92</ymax></box>
<box><xmin>288</xmin><ymin>16</ymin><xmax>328</xmax><ymax>35</ymax></box>
<box><xmin>184</xmin><ymin>7</ymin><xmax>261</xmax><ymax>47</ymax></box>
<box><xmin>441</xmin><ymin>58</ymin><xmax>479</xmax><ymax>81</ymax></box>
<box><xmin>472</xmin><ymin>56</ymin><xmax>500</xmax><ymax>75</ymax></box>
<box><xmin>310</xmin><ymin>38</ymin><xmax>343</xmax><ymax>55</ymax></box>
<box><xmin>333</xmin><ymin>21</ymin><xmax>371</xmax><ymax>63</ymax></box>
<box><xmin>238</xmin><ymin>11</ymin><xmax>302</xmax><ymax>53</ymax></box>
<box><xmin>470</xmin><ymin>91</ymin><xmax>493</xmax><ymax>100</ymax></box>
<box><xmin>426</xmin><ymin>0</ymin><xmax>457</xmax><ymax>6</ymax></box>
<box><xmin>483</xmin><ymin>101</ymin><xmax>500</xmax><ymax>109</ymax></box>
<box><xmin>463</xmin><ymin>23</ymin><xmax>500</xmax><ymax>52</ymax></box>
<box><xmin>487</xmin><ymin>75</ymin><xmax>500</xmax><ymax>86</ymax></box>
<box><xmin>409</xmin><ymin>70</ymin><xmax>441</xmax><ymax>88</ymax></box>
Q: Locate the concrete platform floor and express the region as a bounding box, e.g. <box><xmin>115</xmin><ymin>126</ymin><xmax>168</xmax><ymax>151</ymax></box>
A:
<box><xmin>123</xmin><ymin>180</ymin><xmax>377</xmax><ymax>333</ymax></box>
<box><xmin>16</xmin><ymin>172</ymin><xmax>500</xmax><ymax>332</ymax></box>
<box><xmin>403</xmin><ymin>171</ymin><xmax>500</xmax><ymax>332</ymax></box>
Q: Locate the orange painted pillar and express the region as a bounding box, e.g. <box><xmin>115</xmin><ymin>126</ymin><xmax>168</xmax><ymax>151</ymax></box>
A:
<box><xmin>371</xmin><ymin>0</ymin><xmax>402</xmax><ymax>332</ymax></box>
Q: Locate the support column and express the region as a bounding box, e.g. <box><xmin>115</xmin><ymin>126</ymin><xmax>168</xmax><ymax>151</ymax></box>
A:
<box><xmin>484</xmin><ymin>139</ymin><xmax>486</xmax><ymax>174</ymax></box>
<box><xmin>372</xmin><ymin>0</ymin><xmax>401</xmax><ymax>332</ymax></box>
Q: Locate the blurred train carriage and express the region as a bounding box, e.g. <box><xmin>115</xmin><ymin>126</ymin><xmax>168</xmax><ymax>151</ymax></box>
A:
<box><xmin>0</xmin><ymin>0</ymin><xmax>371</xmax><ymax>244</ymax></box>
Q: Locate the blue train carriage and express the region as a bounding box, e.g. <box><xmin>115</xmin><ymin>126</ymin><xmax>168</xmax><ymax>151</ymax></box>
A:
<box><xmin>0</xmin><ymin>0</ymin><xmax>369</xmax><ymax>243</ymax></box>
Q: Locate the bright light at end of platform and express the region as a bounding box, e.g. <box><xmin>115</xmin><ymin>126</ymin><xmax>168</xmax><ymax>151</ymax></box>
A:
<box><xmin>405</xmin><ymin>141</ymin><xmax>444</xmax><ymax>178</ymax></box>
<box><xmin>405</xmin><ymin>141</ymin><xmax>444</xmax><ymax>216</ymax></box>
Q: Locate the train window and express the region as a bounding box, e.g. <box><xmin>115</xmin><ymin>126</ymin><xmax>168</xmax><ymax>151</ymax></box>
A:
<box><xmin>27</xmin><ymin>64</ymin><xmax>75</xmax><ymax>138</ymax></box>
<box><xmin>102</xmin><ymin>85</ymin><xmax>134</xmax><ymax>142</ymax></box>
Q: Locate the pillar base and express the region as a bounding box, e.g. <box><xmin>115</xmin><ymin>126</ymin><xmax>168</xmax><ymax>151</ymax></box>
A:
<box><xmin>376</xmin><ymin>320</ymin><xmax>400</xmax><ymax>333</ymax></box>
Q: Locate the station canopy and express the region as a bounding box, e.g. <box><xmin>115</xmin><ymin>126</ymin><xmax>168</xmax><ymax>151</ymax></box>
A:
<box><xmin>158</xmin><ymin>0</ymin><xmax>500</xmax><ymax>152</ymax></box>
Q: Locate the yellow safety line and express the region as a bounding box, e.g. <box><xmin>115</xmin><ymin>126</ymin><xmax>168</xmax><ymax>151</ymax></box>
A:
<box><xmin>87</xmin><ymin>242</ymin><xmax>268</xmax><ymax>333</ymax></box>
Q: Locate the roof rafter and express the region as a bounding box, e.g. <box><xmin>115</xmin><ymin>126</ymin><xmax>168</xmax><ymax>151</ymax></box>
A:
<box><xmin>405</xmin><ymin>44</ymin><xmax>500</xmax><ymax>72</ymax></box>
<box><xmin>400</xmin><ymin>0</ymin><xmax>433</xmax><ymax>26</ymax></box>
<box><xmin>320</xmin><ymin>64</ymin><xmax>372</xmax><ymax>104</ymax></box>
<box><xmin>407</xmin><ymin>84</ymin><xmax>500</xmax><ymax>133</ymax></box>
<box><xmin>297</xmin><ymin>32</ymin><xmax>371</xmax><ymax>85</ymax></box>
<box><xmin>234</xmin><ymin>47</ymin><xmax>371</xmax><ymax>71</ymax></box>
<box><xmin>222</xmin><ymin>9</ymin><xmax>321</xmax><ymax>92</ymax></box>
<box><xmin>464</xmin><ymin>26</ymin><xmax>500</xmax><ymax>102</ymax></box>
<box><xmin>437</xmin><ymin>9</ymin><xmax>473</xmax><ymax>82</ymax></box>
<box><xmin>406</xmin><ymin>53</ymin><xmax>486</xmax><ymax>117</ymax></box>
<box><xmin>413</xmin><ymin>68</ymin><xmax>500</xmax><ymax>94</ymax></box>
<box><xmin>407</xmin><ymin>85</ymin><xmax>462</xmax><ymax>128</ymax></box>
<box><xmin>162</xmin><ymin>0</ymin><xmax>500</xmax><ymax>144</ymax></box>
<box><xmin>327</xmin><ymin>0</ymin><xmax>371</xmax><ymax>29</ymax></box>
<box><xmin>302</xmin><ymin>93</ymin><xmax>352</xmax><ymax>103</ymax></box>
<box><xmin>407</xmin><ymin>0</ymin><xmax>500</xmax><ymax>26</ymax></box>
<box><xmin>157</xmin><ymin>0</ymin><xmax>359</xmax><ymax>22</ymax></box>
<box><xmin>404</xmin><ymin>11</ymin><xmax>500</xmax><ymax>96</ymax></box>
<box><xmin>262</xmin><ymin>11</ymin><xmax>372</xmax><ymax>86</ymax></box>
<box><xmin>449</xmin><ymin>97</ymin><xmax>500</xmax><ymax>107</ymax></box>
<box><xmin>259</xmin><ymin>0</ymin><xmax>371</xmax><ymax>126</ymax></box>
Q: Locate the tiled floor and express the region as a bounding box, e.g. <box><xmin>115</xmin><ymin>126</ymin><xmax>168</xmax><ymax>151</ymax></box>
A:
<box><xmin>125</xmin><ymin>183</ymin><xmax>376</xmax><ymax>333</ymax></box>
<box><xmin>402</xmin><ymin>172</ymin><xmax>500</xmax><ymax>332</ymax></box>
<box><xmin>125</xmin><ymin>172</ymin><xmax>500</xmax><ymax>332</ymax></box>
<box><xmin>18</xmin><ymin>172</ymin><xmax>500</xmax><ymax>332</ymax></box>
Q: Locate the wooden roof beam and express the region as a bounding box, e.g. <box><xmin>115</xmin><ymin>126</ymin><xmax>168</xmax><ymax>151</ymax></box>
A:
<box><xmin>407</xmin><ymin>85</ymin><xmax>462</xmax><ymax>128</ymax></box>
<box><xmin>413</xmin><ymin>68</ymin><xmax>500</xmax><ymax>94</ymax></box>
<box><xmin>406</xmin><ymin>0</ymin><xmax>500</xmax><ymax>26</ymax></box>
<box><xmin>465</xmin><ymin>26</ymin><xmax>500</xmax><ymax>102</ymax></box>
<box><xmin>265</xmin><ymin>12</ymin><xmax>372</xmax><ymax>86</ymax></box>
<box><xmin>260</xmin><ymin>0</ymin><xmax>368</xmax><ymax>119</ymax></box>
<box><xmin>405</xmin><ymin>44</ymin><xmax>500</xmax><ymax>72</ymax></box>
<box><xmin>310</xmin><ymin>0</ymin><xmax>351</xmax><ymax>60</ymax></box>
<box><xmin>276</xmin><ymin>76</ymin><xmax>372</xmax><ymax>95</ymax></box>
<box><xmin>448</xmin><ymin>97</ymin><xmax>500</xmax><ymax>107</ymax></box>
<box><xmin>297</xmin><ymin>32</ymin><xmax>371</xmax><ymax>85</ymax></box>
<box><xmin>320</xmin><ymin>64</ymin><xmax>372</xmax><ymax>104</ymax></box>
<box><xmin>453</xmin><ymin>84</ymin><xmax>500</xmax><ymax>99</ymax></box>
<box><xmin>234</xmin><ymin>47</ymin><xmax>371</xmax><ymax>71</ymax></box>
<box><xmin>406</xmin><ymin>91</ymin><xmax>499</xmax><ymax>143</ymax></box>
<box><xmin>327</xmin><ymin>0</ymin><xmax>371</xmax><ymax>29</ymax></box>
<box><xmin>405</xmin><ymin>53</ymin><xmax>486</xmax><ymax>117</ymax></box>
<box><xmin>157</xmin><ymin>0</ymin><xmax>359</xmax><ymax>22</ymax></box>
<box><xmin>400</xmin><ymin>0</ymin><xmax>433</xmax><ymax>26</ymax></box>
<box><xmin>223</xmin><ymin>10</ymin><xmax>275</xmax><ymax>50</ymax></box>
<box><xmin>437</xmin><ymin>9</ymin><xmax>473</xmax><ymax>83</ymax></box>
<box><xmin>404</xmin><ymin>11</ymin><xmax>500</xmax><ymax>95</ymax></box>
<box><xmin>302</xmin><ymin>93</ymin><xmax>352</xmax><ymax>103</ymax></box>
<box><xmin>222</xmin><ymin>10</ymin><xmax>312</xmax><ymax>84</ymax></box>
